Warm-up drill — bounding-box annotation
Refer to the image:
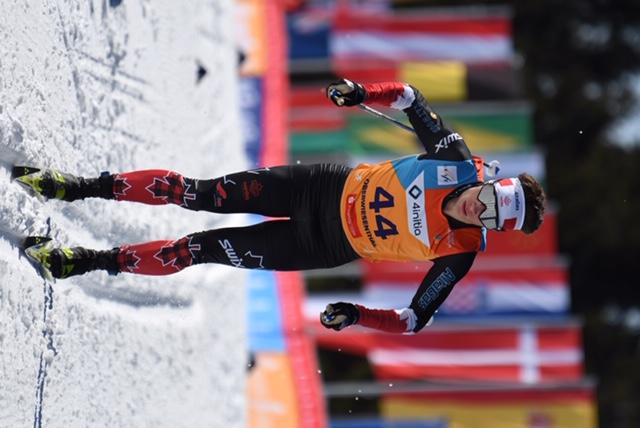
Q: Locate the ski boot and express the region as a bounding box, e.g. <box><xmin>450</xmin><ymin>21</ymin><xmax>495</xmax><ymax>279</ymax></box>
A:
<box><xmin>12</xmin><ymin>166</ymin><xmax>112</xmax><ymax>201</ymax></box>
<box><xmin>24</xmin><ymin>237</ymin><xmax>119</xmax><ymax>280</ymax></box>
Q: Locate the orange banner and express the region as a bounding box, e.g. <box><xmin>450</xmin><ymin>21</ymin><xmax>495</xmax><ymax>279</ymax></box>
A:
<box><xmin>236</xmin><ymin>0</ymin><xmax>267</xmax><ymax>76</ymax></box>
<box><xmin>248</xmin><ymin>353</ymin><xmax>300</xmax><ymax>427</ymax></box>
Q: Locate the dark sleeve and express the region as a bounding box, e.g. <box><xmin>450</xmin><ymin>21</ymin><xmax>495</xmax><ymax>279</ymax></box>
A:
<box><xmin>409</xmin><ymin>252</ymin><xmax>476</xmax><ymax>332</ymax></box>
<box><xmin>404</xmin><ymin>86</ymin><xmax>472</xmax><ymax>162</ymax></box>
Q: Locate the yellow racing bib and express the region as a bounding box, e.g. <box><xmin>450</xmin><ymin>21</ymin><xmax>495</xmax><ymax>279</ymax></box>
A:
<box><xmin>340</xmin><ymin>155</ymin><xmax>487</xmax><ymax>261</ymax></box>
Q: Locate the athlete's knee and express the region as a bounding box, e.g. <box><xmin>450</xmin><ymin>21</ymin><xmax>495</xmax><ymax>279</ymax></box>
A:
<box><xmin>186</xmin><ymin>230</ymin><xmax>235</xmax><ymax>266</ymax></box>
<box><xmin>187</xmin><ymin>228</ymin><xmax>267</xmax><ymax>269</ymax></box>
<box><xmin>188</xmin><ymin>178</ymin><xmax>230</xmax><ymax>211</ymax></box>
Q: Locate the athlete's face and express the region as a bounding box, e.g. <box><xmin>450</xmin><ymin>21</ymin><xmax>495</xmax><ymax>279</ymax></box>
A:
<box><xmin>445</xmin><ymin>185</ymin><xmax>487</xmax><ymax>227</ymax></box>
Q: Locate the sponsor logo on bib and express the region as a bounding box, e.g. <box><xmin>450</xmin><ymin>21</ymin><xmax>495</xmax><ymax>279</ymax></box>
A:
<box><xmin>345</xmin><ymin>194</ymin><xmax>362</xmax><ymax>238</ymax></box>
<box><xmin>406</xmin><ymin>173</ymin><xmax>429</xmax><ymax>248</ymax></box>
<box><xmin>437</xmin><ymin>166</ymin><xmax>458</xmax><ymax>186</ymax></box>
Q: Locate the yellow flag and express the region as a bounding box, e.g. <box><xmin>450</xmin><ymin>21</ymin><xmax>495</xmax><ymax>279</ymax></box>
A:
<box><xmin>383</xmin><ymin>395</ymin><xmax>597</xmax><ymax>428</ymax></box>
<box><xmin>400</xmin><ymin>61</ymin><xmax>467</xmax><ymax>102</ymax></box>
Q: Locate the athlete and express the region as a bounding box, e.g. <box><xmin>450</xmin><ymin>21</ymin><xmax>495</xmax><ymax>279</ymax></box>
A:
<box><xmin>14</xmin><ymin>79</ymin><xmax>545</xmax><ymax>334</ymax></box>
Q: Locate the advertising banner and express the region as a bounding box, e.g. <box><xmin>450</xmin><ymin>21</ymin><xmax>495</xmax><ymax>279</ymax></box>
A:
<box><xmin>239</xmin><ymin>2</ymin><xmax>326</xmax><ymax>427</ymax></box>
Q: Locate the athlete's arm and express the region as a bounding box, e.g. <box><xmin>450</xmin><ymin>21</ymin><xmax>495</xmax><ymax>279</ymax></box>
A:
<box><xmin>320</xmin><ymin>252</ymin><xmax>476</xmax><ymax>334</ymax></box>
<box><xmin>408</xmin><ymin>252</ymin><xmax>476</xmax><ymax>331</ymax></box>
<box><xmin>362</xmin><ymin>82</ymin><xmax>471</xmax><ymax>161</ymax></box>
<box><xmin>326</xmin><ymin>79</ymin><xmax>472</xmax><ymax>161</ymax></box>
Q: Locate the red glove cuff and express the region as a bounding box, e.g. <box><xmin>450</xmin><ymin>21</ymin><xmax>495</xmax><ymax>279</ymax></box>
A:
<box><xmin>361</xmin><ymin>82</ymin><xmax>408</xmax><ymax>107</ymax></box>
<box><xmin>355</xmin><ymin>305</ymin><xmax>408</xmax><ymax>333</ymax></box>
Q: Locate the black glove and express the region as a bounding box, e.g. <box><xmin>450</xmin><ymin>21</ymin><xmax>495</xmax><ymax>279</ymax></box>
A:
<box><xmin>326</xmin><ymin>79</ymin><xmax>366</xmax><ymax>107</ymax></box>
<box><xmin>320</xmin><ymin>302</ymin><xmax>360</xmax><ymax>331</ymax></box>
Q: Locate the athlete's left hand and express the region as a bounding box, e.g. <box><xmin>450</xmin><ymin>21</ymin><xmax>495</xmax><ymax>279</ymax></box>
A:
<box><xmin>320</xmin><ymin>302</ymin><xmax>360</xmax><ymax>331</ymax></box>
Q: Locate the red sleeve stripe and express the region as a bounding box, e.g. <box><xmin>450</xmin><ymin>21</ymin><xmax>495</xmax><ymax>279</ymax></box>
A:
<box><xmin>356</xmin><ymin>305</ymin><xmax>409</xmax><ymax>333</ymax></box>
<box><xmin>362</xmin><ymin>82</ymin><xmax>411</xmax><ymax>107</ymax></box>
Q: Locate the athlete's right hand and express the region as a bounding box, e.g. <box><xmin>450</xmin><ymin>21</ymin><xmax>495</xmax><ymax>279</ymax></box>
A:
<box><xmin>320</xmin><ymin>302</ymin><xmax>360</xmax><ymax>331</ymax></box>
<box><xmin>326</xmin><ymin>79</ymin><xmax>366</xmax><ymax>107</ymax></box>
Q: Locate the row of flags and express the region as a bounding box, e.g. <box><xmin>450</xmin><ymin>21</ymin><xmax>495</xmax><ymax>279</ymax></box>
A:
<box><xmin>330</xmin><ymin>8</ymin><xmax>513</xmax><ymax>64</ymax></box>
<box><xmin>289</xmin><ymin>6</ymin><xmax>514</xmax><ymax>64</ymax></box>
<box><xmin>239</xmin><ymin>1</ymin><xmax>597</xmax><ymax>426</ymax></box>
<box><xmin>308</xmin><ymin>321</ymin><xmax>582</xmax><ymax>384</ymax></box>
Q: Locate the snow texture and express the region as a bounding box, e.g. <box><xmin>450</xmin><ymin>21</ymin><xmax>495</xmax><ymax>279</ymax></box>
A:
<box><xmin>0</xmin><ymin>1</ymin><xmax>247</xmax><ymax>427</ymax></box>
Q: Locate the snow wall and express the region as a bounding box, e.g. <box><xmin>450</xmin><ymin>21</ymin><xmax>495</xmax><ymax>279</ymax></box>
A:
<box><xmin>0</xmin><ymin>1</ymin><xmax>247</xmax><ymax>427</ymax></box>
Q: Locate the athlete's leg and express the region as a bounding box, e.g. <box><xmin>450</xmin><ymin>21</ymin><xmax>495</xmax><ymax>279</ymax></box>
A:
<box><xmin>15</xmin><ymin>165</ymin><xmax>350</xmax><ymax>220</ymax></box>
<box><xmin>108</xmin><ymin>166</ymin><xmax>310</xmax><ymax>217</ymax></box>
<box><xmin>37</xmin><ymin>195</ymin><xmax>360</xmax><ymax>278</ymax></box>
<box><xmin>14</xmin><ymin>166</ymin><xmax>298</xmax><ymax>216</ymax></box>
<box><xmin>116</xmin><ymin>219</ymin><xmax>357</xmax><ymax>275</ymax></box>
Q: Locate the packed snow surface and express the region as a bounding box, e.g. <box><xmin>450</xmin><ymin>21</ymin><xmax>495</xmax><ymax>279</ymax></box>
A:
<box><xmin>0</xmin><ymin>1</ymin><xmax>247</xmax><ymax>427</ymax></box>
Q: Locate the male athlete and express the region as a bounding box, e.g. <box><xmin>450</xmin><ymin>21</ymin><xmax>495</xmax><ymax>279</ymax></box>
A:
<box><xmin>14</xmin><ymin>79</ymin><xmax>545</xmax><ymax>334</ymax></box>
